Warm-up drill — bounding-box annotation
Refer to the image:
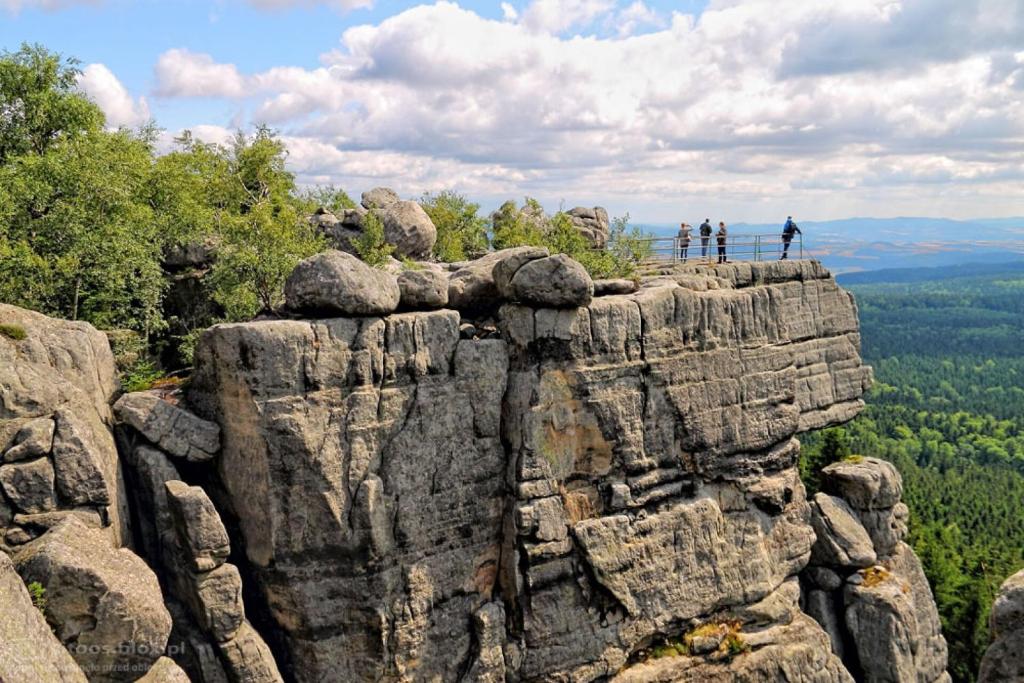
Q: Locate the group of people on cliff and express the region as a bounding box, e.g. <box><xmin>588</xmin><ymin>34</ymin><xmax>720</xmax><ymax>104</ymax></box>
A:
<box><xmin>675</xmin><ymin>217</ymin><xmax>802</xmax><ymax>263</ymax></box>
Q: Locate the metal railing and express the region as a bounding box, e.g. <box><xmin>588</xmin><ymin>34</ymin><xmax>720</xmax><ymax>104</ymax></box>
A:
<box><xmin>621</xmin><ymin>233</ymin><xmax>804</xmax><ymax>264</ymax></box>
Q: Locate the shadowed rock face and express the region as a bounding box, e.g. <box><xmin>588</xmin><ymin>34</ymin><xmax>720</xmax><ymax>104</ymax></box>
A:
<box><xmin>979</xmin><ymin>570</ymin><xmax>1024</xmax><ymax>682</ymax></box>
<box><xmin>188</xmin><ymin>260</ymin><xmax>878</xmax><ymax>682</ymax></box>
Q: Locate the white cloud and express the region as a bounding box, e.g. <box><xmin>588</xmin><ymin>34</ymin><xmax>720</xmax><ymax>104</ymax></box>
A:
<box><xmin>519</xmin><ymin>0</ymin><xmax>614</xmax><ymax>34</ymax></box>
<box><xmin>77</xmin><ymin>63</ymin><xmax>150</xmax><ymax>128</ymax></box>
<box><xmin>154</xmin><ymin>49</ymin><xmax>247</xmax><ymax>98</ymax></box>
<box><xmin>146</xmin><ymin>0</ymin><xmax>1024</xmax><ymax>220</ymax></box>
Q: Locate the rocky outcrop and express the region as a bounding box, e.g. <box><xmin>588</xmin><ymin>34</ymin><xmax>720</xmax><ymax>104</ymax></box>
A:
<box><xmin>0</xmin><ymin>550</ymin><xmax>88</xmax><ymax>682</ymax></box>
<box><xmin>13</xmin><ymin>517</ymin><xmax>173</xmax><ymax>681</ymax></box>
<box><xmin>448</xmin><ymin>245</ymin><xmax>548</xmax><ymax>313</ymax></box>
<box><xmin>113</xmin><ymin>392</ymin><xmax>220</xmax><ymax>462</ymax></box>
<box><xmin>0</xmin><ymin>304</ymin><xmax>128</xmax><ymax>549</ymax></box>
<box><xmin>566</xmin><ymin>206</ymin><xmax>611</xmax><ymax>248</ymax></box>
<box><xmin>978</xmin><ymin>569</ymin><xmax>1024</xmax><ymax>682</ymax></box>
<box><xmin>284</xmin><ymin>249</ymin><xmax>401</xmax><ymax>316</ymax></box>
<box><xmin>802</xmin><ymin>457</ymin><xmax>949</xmax><ymax>683</ymax></box>
<box><xmin>188</xmin><ymin>259</ymin><xmax>877</xmax><ymax>681</ymax></box>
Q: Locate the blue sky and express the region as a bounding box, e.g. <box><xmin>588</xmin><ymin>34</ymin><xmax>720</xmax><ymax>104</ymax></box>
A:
<box><xmin>2</xmin><ymin>0</ymin><xmax>1022</xmax><ymax>223</ymax></box>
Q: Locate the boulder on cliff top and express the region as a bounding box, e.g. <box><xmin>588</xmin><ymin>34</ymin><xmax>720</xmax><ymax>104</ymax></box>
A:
<box><xmin>397</xmin><ymin>268</ymin><xmax>449</xmax><ymax>310</ymax></box>
<box><xmin>0</xmin><ymin>550</ymin><xmax>88</xmax><ymax>682</ymax></box>
<box><xmin>14</xmin><ymin>517</ymin><xmax>172</xmax><ymax>682</ymax></box>
<box><xmin>447</xmin><ymin>246</ymin><xmax>548</xmax><ymax>313</ymax></box>
<box><xmin>566</xmin><ymin>206</ymin><xmax>610</xmax><ymax>248</ymax></box>
<box><xmin>284</xmin><ymin>250</ymin><xmax>400</xmax><ymax>316</ymax></box>
<box><xmin>360</xmin><ymin>187</ymin><xmax>400</xmax><ymax>210</ymax></box>
<box><xmin>507</xmin><ymin>253</ymin><xmax>594</xmax><ymax>308</ymax></box>
<box><xmin>113</xmin><ymin>392</ymin><xmax>220</xmax><ymax>462</ymax></box>
<box><xmin>593</xmin><ymin>278</ymin><xmax>638</xmax><ymax>296</ymax></box>
<box><xmin>822</xmin><ymin>457</ymin><xmax>903</xmax><ymax>510</ymax></box>
<box><xmin>380</xmin><ymin>200</ymin><xmax>437</xmax><ymax>260</ymax></box>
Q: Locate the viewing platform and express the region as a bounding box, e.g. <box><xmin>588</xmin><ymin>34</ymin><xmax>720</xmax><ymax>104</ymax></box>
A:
<box><xmin>628</xmin><ymin>232</ymin><xmax>806</xmax><ymax>265</ymax></box>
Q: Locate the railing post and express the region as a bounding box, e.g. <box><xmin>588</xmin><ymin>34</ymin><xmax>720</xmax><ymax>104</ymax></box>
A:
<box><xmin>799</xmin><ymin>234</ymin><xmax>803</xmax><ymax>260</ymax></box>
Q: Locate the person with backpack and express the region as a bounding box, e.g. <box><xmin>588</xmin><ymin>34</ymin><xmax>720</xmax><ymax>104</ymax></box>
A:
<box><xmin>781</xmin><ymin>216</ymin><xmax>802</xmax><ymax>260</ymax></box>
<box><xmin>716</xmin><ymin>221</ymin><xmax>728</xmax><ymax>263</ymax></box>
<box><xmin>699</xmin><ymin>219</ymin><xmax>712</xmax><ymax>258</ymax></box>
<box><xmin>677</xmin><ymin>222</ymin><xmax>692</xmax><ymax>262</ymax></box>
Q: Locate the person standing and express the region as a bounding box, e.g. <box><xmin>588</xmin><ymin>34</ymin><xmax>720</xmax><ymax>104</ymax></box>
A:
<box><xmin>716</xmin><ymin>221</ymin><xmax>728</xmax><ymax>263</ymax></box>
<box><xmin>699</xmin><ymin>219</ymin><xmax>712</xmax><ymax>258</ymax></box>
<box><xmin>677</xmin><ymin>222</ymin><xmax>692</xmax><ymax>262</ymax></box>
<box><xmin>781</xmin><ymin>216</ymin><xmax>802</xmax><ymax>260</ymax></box>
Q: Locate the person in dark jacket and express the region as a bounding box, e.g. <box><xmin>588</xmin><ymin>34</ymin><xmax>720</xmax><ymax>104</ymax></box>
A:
<box><xmin>699</xmin><ymin>219</ymin><xmax>712</xmax><ymax>258</ymax></box>
<box><xmin>781</xmin><ymin>216</ymin><xmax>802</xmax><ymax>260</ymax></box>
<box><xmin>716</xmin><ymin>221</ymin><xmax>728</xmax><ymax>263</ymax></box>
<box><xmin>677</xmin><ymin>222</ymin><xmax>692</xmax><ymax>262</ymax></box>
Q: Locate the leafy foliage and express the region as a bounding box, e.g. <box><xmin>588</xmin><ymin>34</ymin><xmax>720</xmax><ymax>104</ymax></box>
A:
<box><xmin>488</xmin><ymin>199</ymin><xmax>649</xmax><ymax>278</ymax></box>
<box><xmin>27</xmin><ymin>581</ymin><xmax>47</xmax><ymax>614</ymax></box>
<box><xmin>353</xmin><ymin>210</ymin><xmax>394</xmax><ymax>267</ymax></box>
<box><xmin>420</xmin><ymin>190</ymin><xmax>488</xmax><ymax>262</ymax></box>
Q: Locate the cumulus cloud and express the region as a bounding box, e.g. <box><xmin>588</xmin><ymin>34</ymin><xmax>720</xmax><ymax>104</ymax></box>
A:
<box><xmin>77</xmin><ymin>63</ymin><xmax>150</xmax><ymax>128</ymax></box>
<box><xmin>146</xmin><ymin>0</ymin><xmax>1024</xmax><ymax>219</ymax></box>
<box><xmin>154</xmin><ymin>49</ymin><xmax>247</xmax><ymax>98</ymax></box>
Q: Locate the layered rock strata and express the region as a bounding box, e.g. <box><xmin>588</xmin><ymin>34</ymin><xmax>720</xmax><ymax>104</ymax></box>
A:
<box><xmin>188</xmin><ymin>258</ymin><xmax>878</xmax><ymax>681</ymax></box>
<box><xmin>802</xmin><ymin>457</ymin><xmax>949</xmax><ymax>683</ymax></box>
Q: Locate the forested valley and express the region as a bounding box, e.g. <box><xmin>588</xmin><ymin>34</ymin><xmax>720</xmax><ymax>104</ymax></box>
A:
<box><xmin>801</xmin><ymin>261</ymin><xmax>1024</xmax><ymax>683</ymax></box>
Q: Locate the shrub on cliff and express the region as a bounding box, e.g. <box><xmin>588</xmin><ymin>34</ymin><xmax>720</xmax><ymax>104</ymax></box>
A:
<box><xmin>420</xmin><ymin>190</ymin><xmax>488</xmax><ymax>262</ymax></box>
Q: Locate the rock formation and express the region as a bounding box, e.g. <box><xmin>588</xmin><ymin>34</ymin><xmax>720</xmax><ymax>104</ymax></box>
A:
<box><xmin>802</xmin><ymin>457</ymin><xmax>949</xmax><ymax>683</ymax></box>
<box><xmin>566</xmin><ymin>206</ymin><xmax>611</xmax><ymax>248</ymax></box>
<box><xmin>978</xmin><ymin>569</ymin><xmax>1024</xmax><ymax>682</ymax></box>
<box><xmin>1</xmin><ymin>254</ymin><xmax>955</xmax><ymax>682</ymax></box>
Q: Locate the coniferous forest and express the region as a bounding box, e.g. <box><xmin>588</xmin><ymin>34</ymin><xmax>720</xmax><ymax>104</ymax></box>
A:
<box><xmin>801</xmin><ymin>261</ymin><xmax>1024</xmax><ymax>683</ymax></box>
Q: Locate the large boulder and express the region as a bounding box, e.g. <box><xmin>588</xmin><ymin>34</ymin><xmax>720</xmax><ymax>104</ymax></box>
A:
<box><xmin>380</xmin><ymin>200</ymin><xmax>437</xmax><ymax>260</ymax></box>
<box><xmin>447</xmin><ymin>246</ymin><xmax>548</xmax><ymax>313</ymax></box>
<box><xmin>507</xmin><ymin>253</ymin><xmax>594</xmax><ymax>308</ymax></box>
<box><xmin>821</xmin><ymin>457</ymin><xmax>903</xmax><ymax>510</ymax></box>
<box><xmin>113</xmin><ymin>392</ymin><xmax>220</xmax><ymax>462</ymax></box>
<box><xmin>13</xmin><ymin>518</ymin><xmax>172</xmax><ymax>682</ymax></box>
<box><xmin>284</xmin><ymin>250</ymin><xmax>400</xmax><ymax>316</ymax></box>
<box><xmin>808</xmin><ymin>493</ymin><xmax>876</xmax><ymax>569</ymax></box>
<box><xmin>566</xmin><ymin>206</ymin><xmax>610</xmax><ymax>248</ymax></box>
<box><xmin>397</xmin><ymin>268</ymin><xmax>449</xmax><ymax>310</ymax></box>
<box><xmin>0</xmin><ymin>551</ymin><xmax>88</xmax><ymax>682</ymax></box>
<box><xmin>360</xmin><ymin>187</ymin><xmax>400</xmax><ymax>210</ymax></box>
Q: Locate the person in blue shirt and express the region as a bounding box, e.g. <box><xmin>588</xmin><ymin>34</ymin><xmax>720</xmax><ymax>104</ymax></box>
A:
<box><xmin>781</xmin><ymin>216</ymin><xmax>802</xmax><ymax>260</ymax></box>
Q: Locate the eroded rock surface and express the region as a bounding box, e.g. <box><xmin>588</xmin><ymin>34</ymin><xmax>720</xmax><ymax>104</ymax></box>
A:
<box><xmin>188</xmin><ymin>260</ymin><xmax>878</xmax><ymax>682</ymax></box>
<box><xmin>0</xmin><ymin>304</ymin><xmax>127</xmax><ymax>549</ymax></box>
<box><xmin>978</xmin><ymin>569</ymin><xmax>1024</xmax><ymax>682</ymax></box>
<box><xmin>802</xmin><ymin>457</ymin><xmax>949</xmax><ymax>683</ymax></box>
<box><xmin>13</xmin><ymin>517</ymin><xmax>172</xmax><ymax>682</ymax></box>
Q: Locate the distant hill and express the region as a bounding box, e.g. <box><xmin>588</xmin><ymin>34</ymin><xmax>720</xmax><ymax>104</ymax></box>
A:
<box><xmin>837</xmin><ymin>260</ymin><xmax>1024</xmax><ymax>285</ymax></box>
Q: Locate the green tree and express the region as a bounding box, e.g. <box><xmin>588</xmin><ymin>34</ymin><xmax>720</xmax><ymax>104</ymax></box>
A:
<box><xmin>353</xmin><ymin>210</ymin><xmax>394</xmax><ymax>267</ymax></box>
<box><xmin>420</xmin><ymin>190</ymin><xmax>488</xmax><ymax>261</ymax></box>
<box><xmin>0</xmin><ymin>43</ymin><xmax>104</xmax><ymax>163</ymax></box>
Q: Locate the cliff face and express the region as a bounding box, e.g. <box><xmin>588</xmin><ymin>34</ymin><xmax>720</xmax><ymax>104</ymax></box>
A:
<box><xmin>187</xmin><ymin>259</ymin><xmax>877</xmax><ymax>681</ymax></box>
<box><xmin>1</xmin><ymin>257</ymin><xmax>952</xmax><ymax>682</ymax></box>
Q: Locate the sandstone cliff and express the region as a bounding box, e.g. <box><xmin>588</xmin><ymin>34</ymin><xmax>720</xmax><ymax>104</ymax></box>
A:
<box><xmin>1</xmin><ymin>256</ymin><xmax>953</xmax><ymax>682</ymax></box>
